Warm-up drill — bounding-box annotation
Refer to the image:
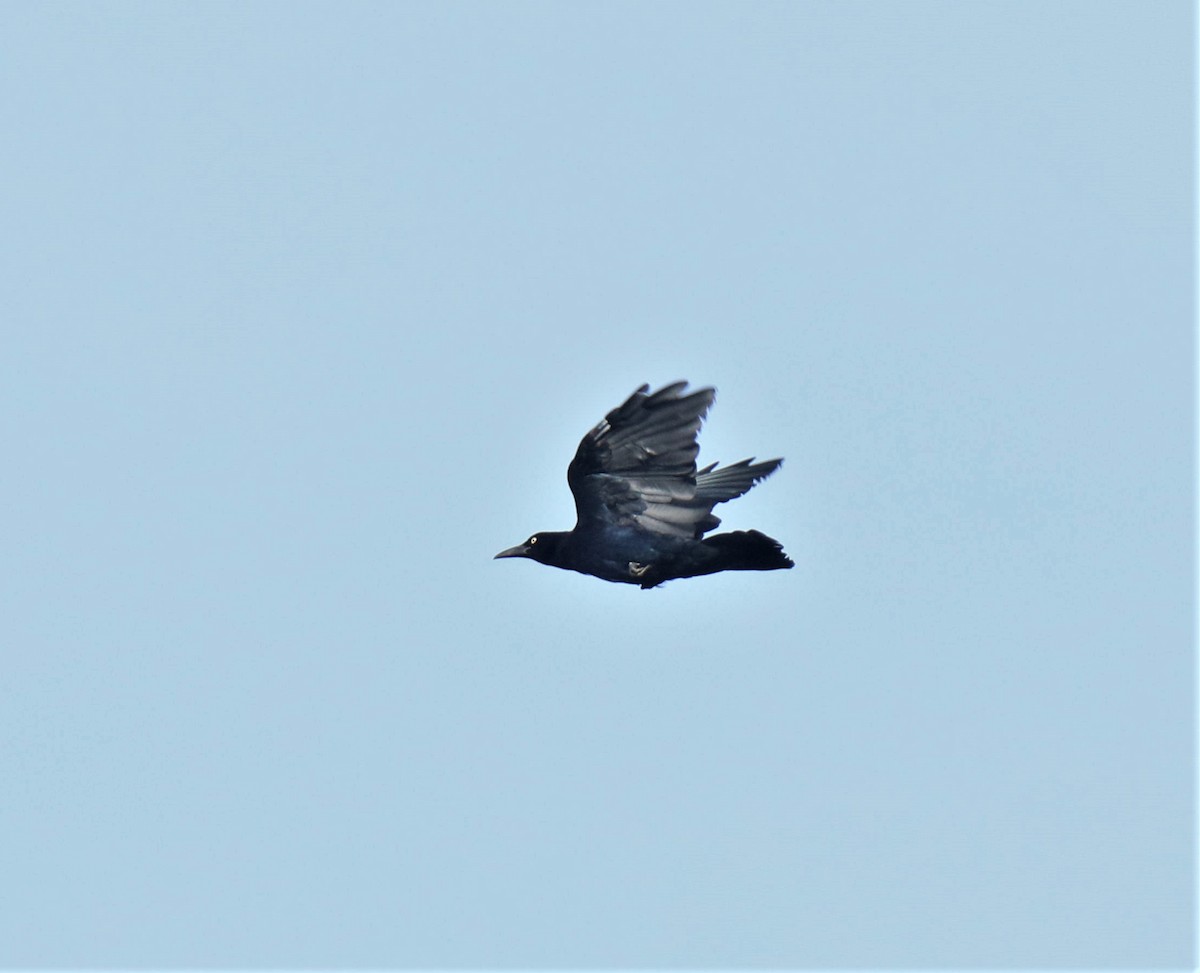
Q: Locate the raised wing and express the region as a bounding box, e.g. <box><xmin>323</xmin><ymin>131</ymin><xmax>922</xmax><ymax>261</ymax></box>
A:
<box><xmin>696</xmin><ymin>457</ymin><xmax>783</xmax><ymax>502</ymax></box>
<box><xmin>567</xmin><ymin>382</ymin><xmax>781</xmax><ymax>538</ymax></box>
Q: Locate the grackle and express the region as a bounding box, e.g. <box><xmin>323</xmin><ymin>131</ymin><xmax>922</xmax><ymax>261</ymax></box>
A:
<box><xmin>495</xmin><ymin>381</ymin><xmax>792</xmax><ymax>588</ymax></box>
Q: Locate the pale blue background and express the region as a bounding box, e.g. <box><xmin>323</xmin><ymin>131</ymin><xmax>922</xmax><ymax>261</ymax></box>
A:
<box><xmin>1</xmin><ymin>1</ymin><xmax>1193</xmax><ymax>968</ymax></box>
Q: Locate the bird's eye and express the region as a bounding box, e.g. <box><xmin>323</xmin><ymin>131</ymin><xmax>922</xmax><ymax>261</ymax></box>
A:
<box><xmin>528</xmin><ymin>536</ymin><xmax>538</xmax><ymax>545</ymax></box>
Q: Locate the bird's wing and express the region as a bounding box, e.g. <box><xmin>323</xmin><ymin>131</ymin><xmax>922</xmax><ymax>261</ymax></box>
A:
<box><xmin>568</xmin><ymin>382</ymin><xmax>781</xmax><ymax>539</ymax></box>
<box><xmin>695</xmin><ymin>457</ymin><xmax>784</xmax><ymax>502</ymax></box>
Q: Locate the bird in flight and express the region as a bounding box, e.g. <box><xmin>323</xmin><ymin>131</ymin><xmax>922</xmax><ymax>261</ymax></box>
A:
<box><xmin>495</xmin><ymin>381</ymin><xmax>793</xmax><ymax>588</ymax></box>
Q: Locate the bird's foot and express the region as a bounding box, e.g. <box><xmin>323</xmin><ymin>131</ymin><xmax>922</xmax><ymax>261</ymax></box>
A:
<box><xmin>628</xmin><ymin>561</ymin><xmax>652</xmax><ymax>578</ymax></box>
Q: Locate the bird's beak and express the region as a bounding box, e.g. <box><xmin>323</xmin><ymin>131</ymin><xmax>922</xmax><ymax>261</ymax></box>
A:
<box><xmin>494</xmin><ymin>543</ymin><xmax>529</xmax><ymax>559</ymax></box>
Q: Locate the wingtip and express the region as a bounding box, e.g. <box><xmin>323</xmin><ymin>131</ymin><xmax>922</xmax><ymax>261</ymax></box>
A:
<box><xmin>646</xmin><ymin>380</ymin><xmax>690</xmax><ymax>401</ymax></box>
<box><xmin>640</xmin><ymin>380</ymin><xmax>716</xmax><ymax>399</ymax></box>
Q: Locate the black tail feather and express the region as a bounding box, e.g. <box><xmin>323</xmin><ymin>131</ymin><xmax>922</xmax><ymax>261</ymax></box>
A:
<box><xmin>702</xmin><ymin>529</ymin><xmax>794</xmax><ymax>572</ymax></box>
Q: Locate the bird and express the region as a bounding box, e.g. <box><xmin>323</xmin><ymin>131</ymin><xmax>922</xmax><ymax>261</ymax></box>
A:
<box><xmin>495</xmin><ymin>381</ymin><xmax>793</xmax><ymax>588</ymax></box>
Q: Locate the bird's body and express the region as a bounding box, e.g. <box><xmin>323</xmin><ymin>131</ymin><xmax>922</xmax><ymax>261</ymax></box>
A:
<box><xmin>495</xmin><ymin>381</ymin><xmax>793</xmax><ymax>588</ymax></box>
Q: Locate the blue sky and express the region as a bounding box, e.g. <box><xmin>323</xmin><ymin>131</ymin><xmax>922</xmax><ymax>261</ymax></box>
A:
<box><xmin>1</xmin><ymin>1</ymin><xmax>1193</xmax><ymax>967</ymax></box>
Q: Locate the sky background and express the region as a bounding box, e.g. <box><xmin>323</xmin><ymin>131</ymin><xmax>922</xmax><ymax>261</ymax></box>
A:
<box><xmin>1</xmin><ymin>1</ymin><xmax>1194</xmax><ymax>968</ymax></box>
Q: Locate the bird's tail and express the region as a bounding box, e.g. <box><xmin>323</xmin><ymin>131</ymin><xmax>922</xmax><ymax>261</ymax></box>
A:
<box><xmin>702</xmin><ymin>529</ymin><xmax>793</xmax><ymax>572</ymax></box>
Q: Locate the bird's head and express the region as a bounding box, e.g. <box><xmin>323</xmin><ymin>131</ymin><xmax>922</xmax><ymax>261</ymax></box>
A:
<box><xmin>494</xmin><ymin>531</ymin><xmax>568</xmax><ymax>567</ymax></box>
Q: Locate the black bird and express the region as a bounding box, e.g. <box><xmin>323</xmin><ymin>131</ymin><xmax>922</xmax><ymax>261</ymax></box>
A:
<box><xmin>495</xmin><ymin>381</ymin><xmax>793</xmax><ymax>588</ymax></box>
